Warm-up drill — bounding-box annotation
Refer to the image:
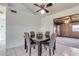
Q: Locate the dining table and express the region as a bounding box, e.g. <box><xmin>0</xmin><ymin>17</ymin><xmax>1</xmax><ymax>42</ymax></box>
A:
<box><xmin>32</xmin><ymin>37</ymin><xmax>49</xmax><ymax>56</ymax></box>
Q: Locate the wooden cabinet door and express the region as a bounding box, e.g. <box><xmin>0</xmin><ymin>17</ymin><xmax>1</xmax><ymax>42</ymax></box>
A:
<box><xmin>60</xmin><ymin>24</ymin><xmax>69</xmax><ymax>37</ymax></box>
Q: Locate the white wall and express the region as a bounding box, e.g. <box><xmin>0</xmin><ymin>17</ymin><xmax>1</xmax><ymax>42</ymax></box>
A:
<box><xmin>41</xmin><ymin>15</ymin><xmax>54</xmax><ymax>34</ymax></box>
<box><xmin>41</xmin><ymin>5</ymin><xmax>79</xmax><ymax>34</ymax></box>
<box><xmin>0</xmin><ymin>5</ymin><xmax>6</xmax><ymax>55</ymax></box>
<box><xmin>0</xmin><ymin>5</ymin><xmax>6</xmax><ymax>40</ymax></box>
<box><xmin>6</xmin><ymin>4</ymin><xmax>41</xmax><ymax>48</ymax></box>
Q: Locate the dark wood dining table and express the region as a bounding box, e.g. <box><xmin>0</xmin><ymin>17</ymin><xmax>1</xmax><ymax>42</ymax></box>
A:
<box><xmin>32</xmin><ymin>37</ymin><xmax>49</xmax><ymax>56</ymax></box>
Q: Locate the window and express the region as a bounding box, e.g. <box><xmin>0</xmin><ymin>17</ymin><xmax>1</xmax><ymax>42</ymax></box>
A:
<box><xmin>72</xmin><ymin>25</ymin><xmax>79</xmax><ymax>32</ymax></box>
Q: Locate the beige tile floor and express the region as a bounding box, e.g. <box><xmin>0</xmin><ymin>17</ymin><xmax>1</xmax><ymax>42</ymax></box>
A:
<box><xmin>6</xmin><ymin>44</ymin><xmax>79</xmax><ymax>56</ymax></box>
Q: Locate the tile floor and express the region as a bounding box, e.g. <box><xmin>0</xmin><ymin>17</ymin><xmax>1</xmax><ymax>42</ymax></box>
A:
<box><xmin>6</xmin><ymin>44</ymin><xmax>79</xmax><ymax>56</ymax></box>
<box><xmin>0</xmin><ymin>37</ymin><xmax>79</xmax><ymax>56</ymax></box>
<box><xmin>56</xmin><ymin>37</ymin><xmax>79</xmax><ymax>48</ymax></box>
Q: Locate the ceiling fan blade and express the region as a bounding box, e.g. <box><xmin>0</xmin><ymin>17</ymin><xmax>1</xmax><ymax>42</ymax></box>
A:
<box><xmin>34</xmin><ymin>3</ymin><xmax>41</xmax><ymax>8</ymax></box>
<box><xmin>46</xmin><ymin>3</ymin><xmax>52</xmax><ymax>7</ymax></box>
<box><xmin>36</xmin><ymin>9</ymin><xmax>42</xmax><ymax>12</ymax></box>
<box><xmin>10</xmin><ymin>10</ymin><xmax>17</xmax><ymax>13</ymax></box>
<box><xmin>44</xmin><ymin>9</ymin><xmax>49</xmax><ymax>13</ymax></box>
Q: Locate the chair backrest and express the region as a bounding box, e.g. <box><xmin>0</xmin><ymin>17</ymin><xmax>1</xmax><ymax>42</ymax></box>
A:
<box><xmin>30</xmin><ymin>31</ymin><xmax>35</xmax><ymax>38</ymax></box>
<box><xmin>36</xmin><ymin>32</ymin><xmax>43</xmax><ymax>39</ymax></box>
<box><xmin>49</xmin><ymin>33</ymin><xmax>56</xmax><ymax>48</ymax></box>
<box><xmin>24</xmin><ymin>32</ymin><xmax>31</xmax><ymax>48</ymax></box>
<box><xmin>45</xmin><ymin>31</ymin><xmax>50</xmax><ymax>38</ymax></box>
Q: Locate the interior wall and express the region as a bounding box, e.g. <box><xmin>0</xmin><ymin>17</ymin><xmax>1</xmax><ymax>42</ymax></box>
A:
<box><xmin>41</xmin><ymin>15</ymin><xmax>54</xmax><ymax>34</ymax></box>
<box><xmin>0</xmin><ymin>5</ymin><xmax>6</xmax><ymax>40</ymax></box>
<box><xmin>6</xmin><ymin>4</ymin><xmax>41</xmax><ymax>48</ymax></box>
<box><xmin>0</xmin><ymin>5</ymin><xmax>6</xmax><ymax>55</ymax></box>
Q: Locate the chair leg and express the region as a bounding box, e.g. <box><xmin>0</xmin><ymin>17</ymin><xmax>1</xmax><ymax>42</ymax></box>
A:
<box><xmin>49</xmin><ymin>49</ymin><xmax>51</xmax><ymax>56</ymax></box>
<box><xmin>24</xmin><ymin>39</ymin><xmax>27</xmax><ymax>49</ymax></box>
<box><xmin>44</xmin><ymin>46</ymin><xmax>47</xmax><ymax>50</ymax></box>
<box><xmin>54</xmin><ymin>40</ymin><xmax>56</xmax><ymax>50</ymax></box>
<box><xmin>53</xmin><ymin>41</ymin><xmax>56</xmax><ymax>55</ymax></box>
<box><xmin>52</xmin><ymin>49</ymin><xmax>55</xmax><ymax>55</ymax></box>
<box><xmin>29</xmin><ymin>47</ymin><xmax>31</xmax><ymax>56</ymax></box>
<box><xmin>26</xmin><ymin>46</ymin><xmax>28</xmax><ymax>53</ymax></box>
<box><xmin>33</xmin><ymin>46</ymin><xmax>35</xmax><ymax>49</ymax></box>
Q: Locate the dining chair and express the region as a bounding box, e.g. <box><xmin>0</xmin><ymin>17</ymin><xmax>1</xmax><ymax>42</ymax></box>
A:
<box><xmin>43</xmin><ymin>33</ymin><xmax>57</xmax><ymax>56</ymax></box>
<box><xmin>24</xmin><ymin>32</ymin><xmax>29</xmax><ymax>52</ymax></box>
<box><xmin>24</xmin><ymin>32</ymin><xmax>36</xmax><ymax>56</ymax></box>
<box><xmin>30</xmin><ymin>31</ymin><xmax>36</xmax><ymax>49</ymax></box>
<box><xmin>45</xmin><ymin>31</ymin><xmax>50</xmax><ymax>38</ymax></box>
<box><xmin>30</xmin><ymin>31</ymin><xmax>35</xmax><ymax>38</ymax></box>
<box><xmin>43</xmin><ymin>31</ymin><xmax>50</xmax><ymax>50</ymax></box>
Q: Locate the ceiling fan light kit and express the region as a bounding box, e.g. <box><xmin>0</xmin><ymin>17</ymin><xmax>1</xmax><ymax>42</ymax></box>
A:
<box><xmin>40</xmin><ymin>9</ymin><xmax>45</xmax><ymax>14</ymax></box>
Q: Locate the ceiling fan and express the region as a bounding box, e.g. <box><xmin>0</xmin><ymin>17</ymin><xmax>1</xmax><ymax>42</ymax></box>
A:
<box><xmin>34</xmin><ymin>3</ymin><xmax>52</xmax><ymax>14</ymax></box>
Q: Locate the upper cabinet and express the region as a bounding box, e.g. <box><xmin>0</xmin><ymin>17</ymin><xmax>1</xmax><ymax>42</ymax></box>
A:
<box><xmin>54</xmin><ymin>18</ymin><xmax>64</xmax><ymax>25</ymax></box>
<box><xmin>54</xmin><ymin>14</ymin><xmax>79</xmax><ymax>25</ymax></box>
<box><xmin>54</xmin><ymin>16</ymin><xmax>71</xmax><ymax>25</ymax></box>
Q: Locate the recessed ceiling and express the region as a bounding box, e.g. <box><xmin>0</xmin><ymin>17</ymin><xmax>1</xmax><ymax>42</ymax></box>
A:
<box><xmin>22</xmin><ymin>3</ymin><xmax>79</xmax><ymax>17</ymax></box>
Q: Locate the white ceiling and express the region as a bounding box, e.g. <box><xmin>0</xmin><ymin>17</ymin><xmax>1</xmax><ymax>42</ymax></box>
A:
<box><xmin>22</xmin><ymin>3</ymin><xmax>79</xmax><ymax>17</ymax></box>
<box><xmin>0</xmin><ymin>3</ymin><xmax>79</xmax><ymax>17</ymax></box>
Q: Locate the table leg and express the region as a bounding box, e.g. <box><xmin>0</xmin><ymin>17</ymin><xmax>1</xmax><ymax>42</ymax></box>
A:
<box><xmin>38</xmin><ymin>42</ymin><xmax>42</xmax><ymax>56</ymax></box>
